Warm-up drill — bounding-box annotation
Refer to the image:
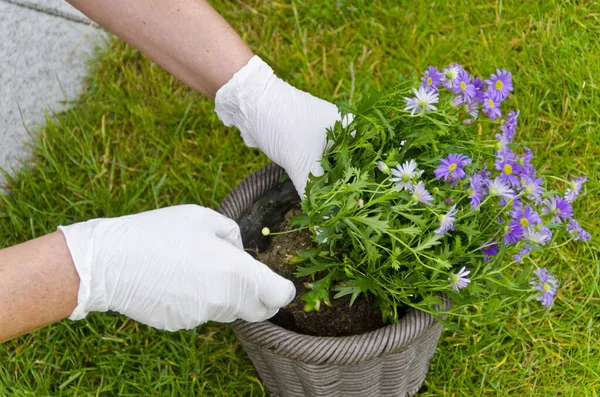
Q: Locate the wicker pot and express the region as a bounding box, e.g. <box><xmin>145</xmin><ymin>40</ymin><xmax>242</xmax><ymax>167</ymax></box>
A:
<box><xmin>218</xmin><ymin>163</ymin><xmax>443</xmax><ymax>397</ymax></box>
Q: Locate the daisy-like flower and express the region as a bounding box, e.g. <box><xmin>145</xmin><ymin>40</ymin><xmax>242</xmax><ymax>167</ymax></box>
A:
<box><xmin>520</xmin><ymin>175</ymin><xmax>545</xmax><ymax>204</ymax></box>
<box><xmin>451</xmin><ymin>70</ymin><xmax>476</xmax><ymax>104</ymax></box>
<box><xmin>513</xmin><ymin>246</ymin><xmax>533</xmax><ymax>263</ymax></box>
<box><xmin>376</xmin><ymin>160</ymin><xmax>390</xmax><ymax>174</ymax></box>
<box><xmin>504</xmin><ymin>220</ymin><xmax>524</xmax><ymax>245</ymax></box>
<box><xmin>483</xmin><ymin>94</ymin><xmax>502</xmax><ymax>120</ymax></box>
<box><xmin>523</xmin><ymin>225</ymin><xmax>552</xmax><ymax>245</ymax></box>
<box><xmin>434</xmin><ymin>153</ymin><xmax>471</xmax><ymax>182</ymax></box>
<box><xmin>480</xmin><ymin>239</ymin><xmax>499</xmax><ymax>262</ymax></box>
<box><xmin>467</xmin><ymin>173</ymin><xmax>487</xmax><ymax>209</ymax></box>
<box><xmin>500</xmin><ymin>110</ymin><xmax>520</xmax><ymax>140</ymax></box>
<box><xmin>391</xmin><ymin>159</ymin><xmax>423</xmax><ymax>190</ymax></box>
<box><xmin>495</xmin><ymin>131</ymin><xmax>511</xmax><ymax>152</ymax></box>
<box><xmin>485</xmin><ymin>69</ymin><xmax>513</xmax><ymax>102</ymax></box>
<box><xmin>511</xmin><ymin>204</ymin><xmax>542</xmax><ymax>229</ymax></box>
<box><xmin>564</xmin><ymin>176</ymin><xmax>587</xmax><ymax>203</ymax></box>
<box><xmin>449</xmin><ymin>266</ymin><xmax>471</xmax><ymax>292</ymax></box>
<box><xmin>473</xmin><ymin>76</ymin><xmax>486</xmax><ymax>103</ymax></box>
<box><xmin>517</xmin><ymin>146</ymin><xmax>535</xmax><ymax>178</ymax></box>
<box><xmin>467</xmin><ymin>101</ymin><xmax>479</xmax><ymax>118</ymax></box>
<box><xmin>566</xmin><ymin>219</ymin><xmax>592</xmax><ymax>241</ymax></box>
<box><xmin>542</xmin><ymin>195</ymin><xmax>573</xmax><ymax>223</ymax></box>
<box><xmin>421</xmin><ymin>66</ymin><xmax>443</xmax><ymax>92</ymax></box>
<box><xmin>404</xmin><ymin>86</ymin><xmax>439</xmax><ymax>116</ymax></box>
<box><xmin>435</xmin><ymin>205</ymin><xmax>458</xmax><ymax>235</ymax></box>
<box><xmin>495</xmin><ymin>149</ymin><xmax>522</xmax><ymax>187</ymax></box>
<box><xmin>530</xmin><ymin>268</ymin><xmax>558</xmax><ymax>307</ymax></box>
<box><xmin>441</xmin><ymin>63</ymin><xmax>463</xmax><ymax>89</ymax></box>
<box><xmin>487</xmin><ymin>177</ymin><xmax>515</xmax><ymax>202</ymax></box>
<box><xmin>409</xmin><ymin>182</ymin><xmax>434</xmax><ymax>206</ymax></box>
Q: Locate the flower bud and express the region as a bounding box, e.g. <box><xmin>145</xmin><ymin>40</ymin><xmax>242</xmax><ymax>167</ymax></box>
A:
<box><xmin>376</xmin><ymin>161</ymin><xmax>390</xmax><ymax>174</ymax></box>
<box><xmin>261</xmin><ymin>227</ymin><xmax>271</xmax><ymax>236</ymax></box>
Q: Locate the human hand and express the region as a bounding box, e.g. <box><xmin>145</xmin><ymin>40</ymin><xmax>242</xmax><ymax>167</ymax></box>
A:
<box><xmin>58</xmin><ymin>205</ymin><xmax>295</xmax><ymax>331</ymax></box>
<box><xmin>215</xmin><ymin>56</ymin><xmax>349</xmax><ymax>196</ymax></box>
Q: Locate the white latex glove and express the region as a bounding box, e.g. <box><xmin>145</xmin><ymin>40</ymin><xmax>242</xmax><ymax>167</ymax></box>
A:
<box><xmin>58</xmin><ymin>205</ymin><xmax>295</xmax><ymax>331</ymax></box>
<box><xmin>215</xmin><ymin>55</ymin><xmax>348</xmax><ymax>195</ymax></box>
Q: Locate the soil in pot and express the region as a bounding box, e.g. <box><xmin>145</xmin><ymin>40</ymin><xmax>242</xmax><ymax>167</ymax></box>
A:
<box><xmin>238</xmin><ymin>180</ymin><xmax>389</xmax><ymax>337</ymax></box>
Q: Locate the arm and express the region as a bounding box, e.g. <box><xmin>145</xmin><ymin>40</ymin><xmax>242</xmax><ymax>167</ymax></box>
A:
<box><xmin>0</xmin><ymin>206</ymin><xmax>294</xmax><ymax>343</ymax></box>
<box><xmin>67</xmin><ymin>0</ymin><xmax>348</xmax><ymax>195</ymax></box>
<box><xmin>0</xmin><ymin>232</ymin><xmax>79</xmax><ymax>342</ymax></box>
<box><xmin>66</xmin><ymin>0</ymin><xmax>253</xmax><ymax>99</ymax></box>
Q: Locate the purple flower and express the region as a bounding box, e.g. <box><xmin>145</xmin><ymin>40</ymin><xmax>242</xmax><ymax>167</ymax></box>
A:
<box><xmin>504</xmin><ymin>220</ymin><xmax>524</xmax><ymax>245</ymax></box>
<box><xmin>499</xmin><ymin>195</ymin><xmax>522</xmax><ymax>208</ymax></box>
<box><xmin>530</xmin><ymin>268</ymin><xmax>558</xmax><ymax>307</ymax></box>
<box><xmin>391</xmin><ymin>159</ymin><xmax>423</xmax><ymax>191</ymax></box>
<box><xmin>421</xmin><ymin>66</ymin><xmax>444</xmax><ymax>92</ymax></box>
<box><xmin>517</xmin><ymin>146</ymin><xmax>535</xmax><ymax>177</ymax></box>
<box><xmin>467</xmin><ymin>102</ymin><xmax>479</xmax><ymax>118</ymax></box>
<box><xmin>487</xmin><ymin>177</ymin><xmax>515</xmax><ymax>202</ymax></box>
<box><xmin>473</xmin><ymin>77</ymin><xmax>486</xmax><ymax>103</ymax></box>
<box><xmin>520</xmin><ymin>175</ymin><xmax>545</xmax><ymax>204</ymax></box>
<box><xmin>566</xmin><ymin>219</ymin><xmax>592</xmax><ymax>241</ymax></box>
<box><xmin>513</xmin><ymin>246</ymin><xmax>533</xmax><ymax>263</ymax></box>
<box><xmin>495</xmin><ymin>149</ymin><xmax>522</xmax><ymax>187</ymax></box>
<box><xmin>451</xmin><ymin>70</ymin><xmax>476</xmax><ymax>104</ymax></box>
<box><xmin>409</xmin><ymin>182</ymin><xmax>434</xmax><ymax>206</ymax></box>
<box><xmin>485</xmin><ymin>69</ymin><xmax>513</xmax><ymax>102</ymax></box>
<box><xmin>511</xmin><ymin>203</ymin><xmax>542</xmax><ymax>229</ymax></box>
<box><xmin>523</xmin><ymin>225</ymin><xmax>553</xmax><ymax>245</ymax></box>
<box><xmin>404</xmin><ymin>86</ymin><xmax>439</xmax><ymax>115</ymax></box>
<box><xmin>483</xmin><ymin>94</ymin><xmax>502</xmax><ymax>120</ymax></box>
<box><xmin>542</xmin><ymin>196</ymin><xmax>573</xmax><ymax>223</ymax></box>
<box><xmin>449</xmin><ymin>266</ymin><xmax>471</xmax><ymax>292</ymax></box>
<box><xmin>441</xmin><ymin>64</ymin><xmax>463</xmax><ymax>89</ymax></box>
<box><xmin>500</xmin><ymin>110</ymin><xmax>520</xmax><ymax>140</ymax></box>
<box><xmin>434</xmin><ymin>153</ymin><xmax>471</xmax><ymax>182</ymax></box>
<box><xmin>564</xmin><ymin>176</ymin><xmax>587</xmax><ymax>203</ymax></box>
<box><xmin>467</xmin><ymin>173</ymin><xmax>487</xmax><ymax>209</ymax></box>
<box><xmin>435</xmin><ymin>205</ymin><xmax>458</xmax><ymax>235</ymax></box>
<box><xmin>480</xmin><ymin>239</ymin><xmax>499</xmax><ymax>262</ymax></box>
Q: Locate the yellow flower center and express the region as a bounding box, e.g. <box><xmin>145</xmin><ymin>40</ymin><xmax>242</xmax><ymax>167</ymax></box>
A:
<box><xmin>460</xmin><ymin>81</ymin><xmax>467</xmax><ymax>91</ymax></box>
<box><xmin>543</xmin><ymin>282</ymin><xmax>551</xmax><ymax>292</ymax></box>
<box><xmin>503</xmin><ymin>164</ymin><xmax>513</xmax><ymax>175</ymax></box>
<box><xmin>495</xmin><ymin>80</ymin><xmax>504</xmax><ymax>90</ymax></box>
<box><xmin>488</xmin><ymin>99</ymin><xmax>495</xmax><ymax>108</ymax></box>
<box><xmin>448</xmin><ymin>163</ymin><xmax>458</xmax><ymax>171</ymax></box>
<box><xmin>520</xmin><ymin>217</ymin><xmax>529</xmax><ymax>228</ymax></box>
<box><xmin>427</xmin><ymin>77</ymin><xmax>433</xmax><ymax>86</ymax></box>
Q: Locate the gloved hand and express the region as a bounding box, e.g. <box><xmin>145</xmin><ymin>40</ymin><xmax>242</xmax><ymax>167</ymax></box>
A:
<box><xmin>58</xmin><ymin>205</ymin><xmax>295</xmax><ymax>331</ymax></box>
<box><xmin>215</xmin><ymin>56</ymin><xmax>348</xmax><ymax>196</ymax></box>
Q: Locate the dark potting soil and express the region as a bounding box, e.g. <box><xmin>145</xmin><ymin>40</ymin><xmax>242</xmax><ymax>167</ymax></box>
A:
<box><xmin>238</xmin><ymin>180</ymin><xmax>385</xmax><ymax>337</ymax></box>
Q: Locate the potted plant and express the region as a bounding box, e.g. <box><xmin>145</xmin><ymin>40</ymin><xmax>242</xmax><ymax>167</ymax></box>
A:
<box><xmin>218</xmin><ymin>65</ymin><xmax>590</xmax><ymax>397</ymax></box>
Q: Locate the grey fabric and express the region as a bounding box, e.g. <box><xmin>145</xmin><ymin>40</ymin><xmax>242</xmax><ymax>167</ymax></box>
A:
<box><xmin>219</xmin><ymin>163</ymin><xmax>443</xmax><ymax>397</ymax></box>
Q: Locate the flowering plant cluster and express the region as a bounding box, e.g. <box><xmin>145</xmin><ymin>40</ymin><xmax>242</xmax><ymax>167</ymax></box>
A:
<box><xmin>292</xmin><ymin>65</ymin><xmax>590</xmax><ymax>323</ymax></box>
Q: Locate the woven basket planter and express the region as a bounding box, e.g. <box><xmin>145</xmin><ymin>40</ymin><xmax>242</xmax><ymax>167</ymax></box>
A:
<box><xmin>218</xmin><ymin>163</ymin><xmax>443</xmax><ymax>397</ymax></box>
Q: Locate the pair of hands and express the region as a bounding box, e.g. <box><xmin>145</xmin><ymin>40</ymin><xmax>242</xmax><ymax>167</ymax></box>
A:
<box><xmin>60</xmin><ymin>56</ymin><xmax>344</xmax><ymax>331</ymax></box>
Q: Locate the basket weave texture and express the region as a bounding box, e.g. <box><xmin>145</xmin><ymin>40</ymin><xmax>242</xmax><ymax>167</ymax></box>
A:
<box><xmin>218</xmin><ymin>163</ymin><xmax>443</xmax><ymax>397</ymax></box>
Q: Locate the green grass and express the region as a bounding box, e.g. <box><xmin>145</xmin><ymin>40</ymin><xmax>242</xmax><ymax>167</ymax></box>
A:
<box><xmin>1</xmin><ymin>0</ymin><xmax>599</xmax><ymax>395</ymax></box>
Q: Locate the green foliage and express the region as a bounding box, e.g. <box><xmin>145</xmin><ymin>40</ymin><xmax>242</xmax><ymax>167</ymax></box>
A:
<box><xmin>296</xmin><ymin>76</ymin><xmax>588</xmax><ymax>324</ymax></box>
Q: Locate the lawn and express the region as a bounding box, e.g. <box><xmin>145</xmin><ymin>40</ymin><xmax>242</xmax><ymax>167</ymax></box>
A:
<box><xmin>1</xmin><ymin>0</ymin><xmax>599</xmax><ymax>395</ymax></box>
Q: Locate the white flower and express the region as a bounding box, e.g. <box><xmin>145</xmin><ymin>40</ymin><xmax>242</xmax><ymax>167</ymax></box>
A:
<box><xmin>449</xmin><ymin>266</ymin><xmax>471</xmax><ymax>292</ymax></box>
<box><xmin>409</xmin><ymin>182</ymin><xmax>434</xmax><ymax>206</ymax></box>
<box><xmin>435</xmin><ymin>205</ymin><xmax>458</xmax><ymax>235</ymax></box>
<box><xmin>391</xmin><ymin>159</ymin><xmax>423</xmax><ymax>191</ymax></box>
<box><xmin>404</xmin><ymin>87</ymin><xmax>439</xmax><ymax>116</ymax></box>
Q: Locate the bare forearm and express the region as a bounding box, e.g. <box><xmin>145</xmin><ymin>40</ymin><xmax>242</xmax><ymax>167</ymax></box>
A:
<box><xmin>66</xmin><ymin>0</ymin><xmax>253</xmax><ymax>99</ymax></box>
<box><xmin>0</xmin><ymin>232</ymin><xmax>79</xmax><ymax>343</ymax></box>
